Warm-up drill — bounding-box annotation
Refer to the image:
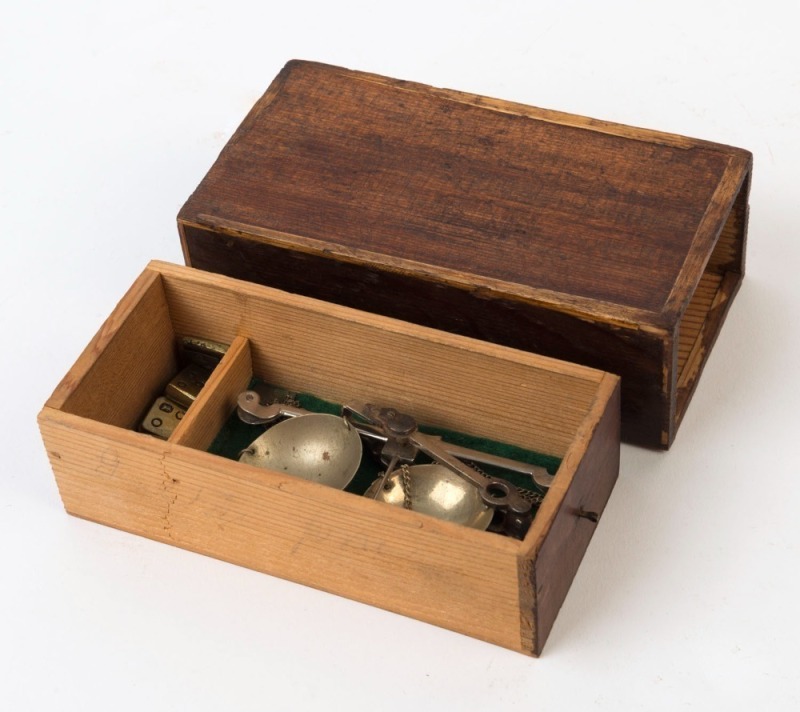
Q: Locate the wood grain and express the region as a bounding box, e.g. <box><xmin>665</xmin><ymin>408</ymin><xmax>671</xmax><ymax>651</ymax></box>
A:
<box><xmin>675</xmin><ymin>270</ymin><xmax>742</xmax><ymax>424</ymax></box>
<box><xmin>707</xmin><ymin>172</ymin><xmax>749</xmax><ymax>274</ymax></box>
<box><xmin>50</xmin><ymin>270</ymin><xmax>176</xmax><ymax>429</ymax></box>
<box><xmin>525</xmin><ymin>373</ymin><xmax>621</xmax><ymax>654</ymax></box>
<box><xmin>677</xmin><ymin>272</ymin><xmax>723</xmax><ymax>375</ymax></box>
<box><xmin>180</xmin><ymin>61</ymin><xmax>742</xmax><ymax>314</ymax></box>
<box><xmin>39</xmin><ymin>262</ymin><xmax>621</xmax><ymax>655</ymax></box>
<box><xmin>155</xmin><ymin>260</ymin><xmax>602</xmax><ymax>458</ymax></box>
<box><xmin>180</xmin><ymin>225</ymin><xmax>668</xmax><ymax>447</ymax></box>
<box><xmin>39</xmin><ymin>409</ymin><xmax>524</xmax><ymax>651</ymax></box>
<box><xmin>662</xmin><ymin>152</ymin><xmax>750</xmax><ymax>317</ymax></box>
<box><xmin>178</xmin><ymin>60</ymin><xmax>750</xmax><ymax>448</ymax></box>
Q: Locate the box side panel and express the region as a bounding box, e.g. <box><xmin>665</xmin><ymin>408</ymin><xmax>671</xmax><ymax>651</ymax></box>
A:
<box><xmin>674</xmin><ymin>170</ymin><xmax>749</xmax><ymax>427</ymax></box>
<box><xmin>529</xmin><ymin>377</ymin><xmax>621</xmax><ymax>654</ymax></box>
<box><xmin>516</xmin><ymin>372</ymin><xmax>619</xmax><ymax>654</ymax></box>
<box><xmin>181</xmin><ymin>225</ymin><xmax>667</xmax><ymax>447</ymax></box>
<box><xmin>705</xmin><ymin>169</ymin><xmax>749</xmax><ymax>276</ymax></box>
<box><xmin>38</xmin><ymin>410</ymin><xmax>527</xmax><ymax>653</ymax></box>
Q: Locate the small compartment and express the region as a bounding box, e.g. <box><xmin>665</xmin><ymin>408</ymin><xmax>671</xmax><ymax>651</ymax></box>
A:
<box><xmin>50</xmin><ymin>270</ymin><xmax>247</xmax><ymax>448</ymax></box>
<box><xmin>54</xmin><ymin>272</ymin><xmax>177</xmax><ymax>431</ymax></box>
<box><xmin>39</xmin><ymin>262</ymin><xmax>620</xmax><ymax>655</ymax></box>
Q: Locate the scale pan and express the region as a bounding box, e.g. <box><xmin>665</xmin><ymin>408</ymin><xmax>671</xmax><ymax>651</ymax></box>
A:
<box><xmin>240</xmin><ymin>414</ymin><xmax>362</xmax><ymax>489</ymax></box>
<box><xmin>366</xmin><ymin>463</ymin><xmax>493</xmax><ymax>530</ymax></box>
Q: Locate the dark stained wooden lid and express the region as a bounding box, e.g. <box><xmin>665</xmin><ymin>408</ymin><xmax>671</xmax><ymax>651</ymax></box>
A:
<box><xmin>180</xmin><ymin>60</ymin><xmax>751</xmax><ymax>328</ymax></box>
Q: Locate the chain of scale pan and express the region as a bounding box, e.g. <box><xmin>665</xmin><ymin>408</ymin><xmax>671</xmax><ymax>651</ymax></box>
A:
<box><xmin>399</xmin><ymin>464</ymin><xmax>413</xmax><ymax>510</ymax></box>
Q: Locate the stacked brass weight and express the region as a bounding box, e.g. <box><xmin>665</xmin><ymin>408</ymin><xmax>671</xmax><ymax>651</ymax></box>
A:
<box><xmin>139</xmin><ymin>337</ymin><xmax>229</xmax><ymax>439</ymax></box>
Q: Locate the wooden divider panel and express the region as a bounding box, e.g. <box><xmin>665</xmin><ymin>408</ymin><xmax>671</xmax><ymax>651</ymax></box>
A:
<box><xmin>170</xmin><ymin>336</ymin><xmax>253</xmax><ymax>450</ymax></box>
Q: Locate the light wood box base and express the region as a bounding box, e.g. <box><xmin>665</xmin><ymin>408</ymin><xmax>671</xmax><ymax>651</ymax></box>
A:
<box><xmin>38</xmin><ymin>261</ymin><xmax>620</xmax><ymax>655</ymax></box>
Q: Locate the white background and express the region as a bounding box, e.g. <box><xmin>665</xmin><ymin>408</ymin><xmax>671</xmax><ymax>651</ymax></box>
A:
<box><xmin>2</xmin><ymin>1</ymin><xmax>799</xmax><ymax>709</ymax></box>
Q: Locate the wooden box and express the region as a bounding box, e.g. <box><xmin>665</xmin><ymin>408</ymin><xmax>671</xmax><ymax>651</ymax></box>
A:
<box><xmin>178</xmin><ymin>60</ymin><xmax>751</xmax><ymax>448</ymax></box>
<box><xmin>38</xmin><ymin>261</ymin><xmax>619</xmax><ymax>656</ymax></box>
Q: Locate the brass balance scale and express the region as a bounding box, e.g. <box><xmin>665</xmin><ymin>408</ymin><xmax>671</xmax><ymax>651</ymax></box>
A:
<box><xmin>236</xmin><ymin>391</ymin><xmax>554</xmax><ymax>539</ymax></box>
<box><xmin>140</xmin><ymin>337</ymin><xmax>554</xmax><ymax>540</ymax></box>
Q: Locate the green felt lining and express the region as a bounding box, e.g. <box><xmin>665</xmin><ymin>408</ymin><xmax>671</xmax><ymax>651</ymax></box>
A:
<box><xmin>208</xmin><ymin>379</ymin><xmax>561</xmax><ymax>505</ymax></box>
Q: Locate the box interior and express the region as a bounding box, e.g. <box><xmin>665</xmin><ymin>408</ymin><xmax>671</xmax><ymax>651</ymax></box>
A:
<box><xmin>154</xmin><ymin>266</ymin><xmax>603</xmax><ymax>459</ymax></box>
<box><xmin>54</xmin><ymin>263</ymin><xmax>609</xmax><ymax>536</ymax></box>
<box><xmin>675</xmin><ymin>175</ymin><xmax>748</xmax><ymax>424</ymax></box>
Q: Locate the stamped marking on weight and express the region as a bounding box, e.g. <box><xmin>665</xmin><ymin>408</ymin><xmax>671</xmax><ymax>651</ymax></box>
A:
<box><xmin>141</xmin><ymin>397</ymin><xmax>186</xmax><ymax>439</ymax></box>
